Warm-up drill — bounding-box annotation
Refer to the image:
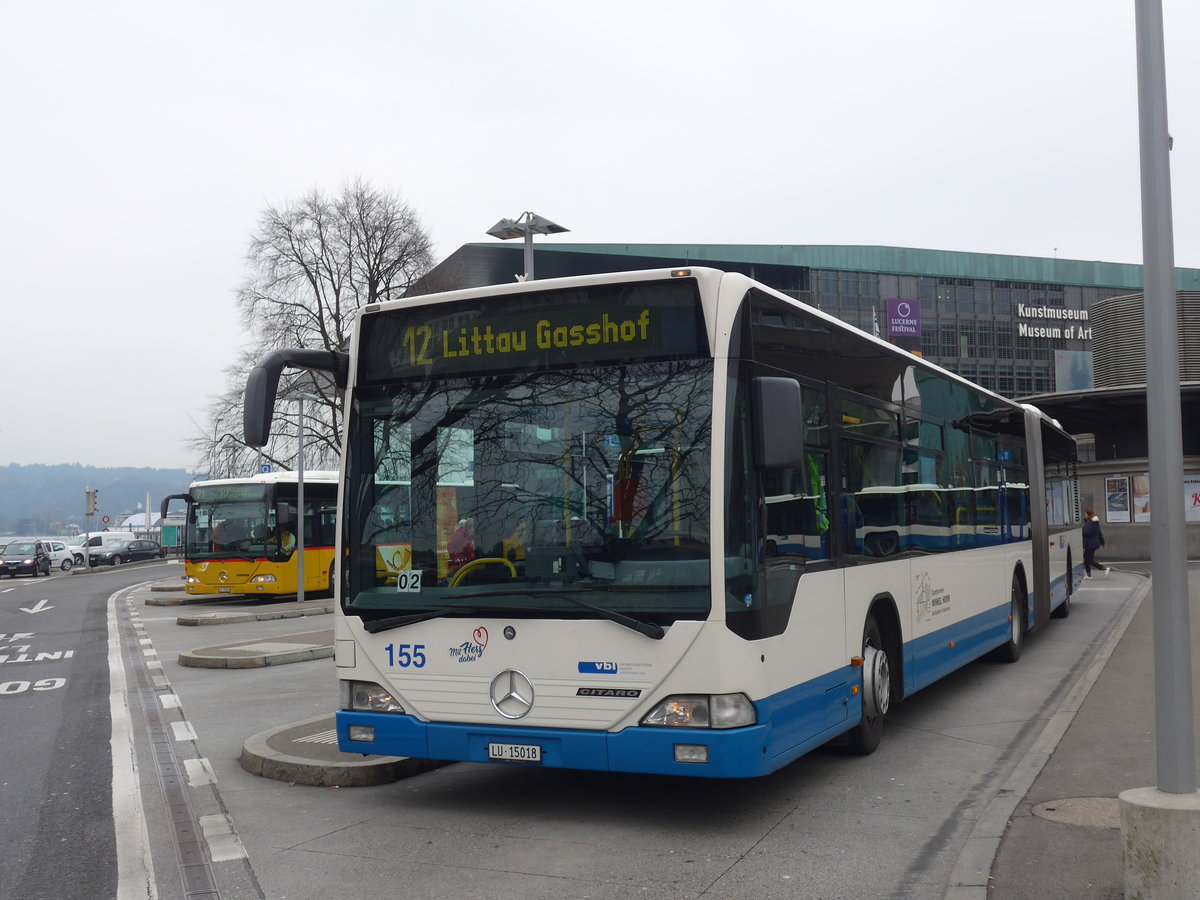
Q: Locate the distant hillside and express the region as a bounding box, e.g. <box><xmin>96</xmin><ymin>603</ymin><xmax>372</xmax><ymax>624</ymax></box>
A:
<box><xmin>0</xmin><ymin>463</ymin><xmax>195</xmax><ymax>535</ymax></box>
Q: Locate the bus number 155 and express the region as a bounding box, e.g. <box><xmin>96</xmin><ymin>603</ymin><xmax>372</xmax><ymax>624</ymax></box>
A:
<box><xmin>385</xmin><ymin>644</ymin><xmax>426</xmax><ymax>668</ymax></box>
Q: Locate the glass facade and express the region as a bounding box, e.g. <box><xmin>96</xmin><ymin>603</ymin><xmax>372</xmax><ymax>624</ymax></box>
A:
<box><xmin>800</xmin><ymin>270</ymin><xmax>1125</xmax><ymax>398</ymax></box>
<box><xmin>440</xmin><ymin>244</ymin><xmax>1179</xmax><ymax>403</ymax></box>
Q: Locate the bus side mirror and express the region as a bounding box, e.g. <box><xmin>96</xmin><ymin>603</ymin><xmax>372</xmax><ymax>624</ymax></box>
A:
<box><xmin>752</xmin><ymin>377</ymin><xmax>805</xmax><ymax>469</ymax></box>
<box><xmin>244</xmin><ymin>364</ymin><xmax>277</xmax><ymax>448</ymax></box>
<box><xmin>243</xmin><ymin>348</ymin><xmax>350</xmax><ymax>448</ymax></box>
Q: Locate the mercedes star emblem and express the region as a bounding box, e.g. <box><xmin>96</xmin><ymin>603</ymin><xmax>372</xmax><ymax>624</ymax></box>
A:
<box><xmin>489</xmin><ymin>668</ymin><xmax>535</xmax><ymax>719</ymax></box>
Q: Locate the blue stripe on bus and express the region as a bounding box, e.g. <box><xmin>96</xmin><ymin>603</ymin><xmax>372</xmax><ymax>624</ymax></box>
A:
<box><xmin>904</xmin><ymin>603</ymin><xmax>1013</xmax><ymax>693</ymax></box>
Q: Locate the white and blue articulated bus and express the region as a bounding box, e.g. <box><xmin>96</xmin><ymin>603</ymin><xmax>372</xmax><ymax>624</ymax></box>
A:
<box><xmin>243</xmin><ymin>267</ymin><xmax>1081</xmax><ymax>778</ymax></box>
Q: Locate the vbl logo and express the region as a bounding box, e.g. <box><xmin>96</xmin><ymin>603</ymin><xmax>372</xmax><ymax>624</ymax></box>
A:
<box><xmin>578</xmin><ymin>661</ymin><xmax>618</xmax><ymax>674</ymax></box>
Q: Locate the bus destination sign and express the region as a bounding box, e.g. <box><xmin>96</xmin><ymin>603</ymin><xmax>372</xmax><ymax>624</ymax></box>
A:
<box><xmin>359</xmin><ymin>278</ymin><xmax>708</xmax><ymax>381</ymax></box>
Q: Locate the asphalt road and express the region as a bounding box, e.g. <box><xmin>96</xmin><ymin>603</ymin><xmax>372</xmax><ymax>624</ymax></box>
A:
<box><xmin>0</xmin><ymin>562</ymin><xmax>174</xmax><ymax>900</ymax></box>
<box><xmin>112</xmin><ymin>571</ymin><xmax>1141</xmax><ymax>900</ymax></box>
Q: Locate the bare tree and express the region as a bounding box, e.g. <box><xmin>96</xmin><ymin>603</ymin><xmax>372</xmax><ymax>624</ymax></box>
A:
<box><xmin>191</xmin><ymin>180</ymin><xmax>435</xmax><ymax>478</ymax></box>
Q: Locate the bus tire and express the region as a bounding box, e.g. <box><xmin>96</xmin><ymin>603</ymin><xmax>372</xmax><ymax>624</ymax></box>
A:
<box><xmin>326</xmin><ymin>563</ymin><xmax>336</xmax><ymax>597</ymax></box>
<box><xmin>1051</xmin><ymin>552</ymin><xmax>1072</xmax><ymax>619</ymax></box>
<box><xmin>847</xmin><ymin>614</ymin><xmax>890</xmax><ymax>755</ymax></box>
<box><xmin>996</xmin><ymin>574</ymin><xmax>1026</xmax><ymax>663</ymax></box>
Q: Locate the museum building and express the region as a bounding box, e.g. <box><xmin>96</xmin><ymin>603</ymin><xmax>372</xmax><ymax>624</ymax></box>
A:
<box><xmin>425</xmin><ymin>242</ymin><xmax>1200</xmax><ymax>557</ymax></box>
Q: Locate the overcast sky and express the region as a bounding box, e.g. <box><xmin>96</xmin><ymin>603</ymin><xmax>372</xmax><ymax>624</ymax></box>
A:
<box><xmin>5</xmin><ymin>1</ymin><xmax>1197</xmax><ymax>470</ymax></box>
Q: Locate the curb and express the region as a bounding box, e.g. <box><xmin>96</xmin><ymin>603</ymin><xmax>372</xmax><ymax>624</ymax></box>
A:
<box><xmin>179</xmin><ymin>629</ymin><xmax>334</xmax><ymax>669</ymax></box>
<box><xmin>239</xmin><ymin>714</ymin><xmax>450</xmax><ymax>787</ymax></box>
<box><xmin>176</xmin><ymin>604</ymin><xmax>334</xmax><ymax>626</ymax></box>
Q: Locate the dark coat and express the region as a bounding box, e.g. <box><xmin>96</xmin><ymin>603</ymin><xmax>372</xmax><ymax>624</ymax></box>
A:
<box><xmin>1082</xmin><ymin>518</ymin><xmax>1105</xmax><ymax>551</ymax></box>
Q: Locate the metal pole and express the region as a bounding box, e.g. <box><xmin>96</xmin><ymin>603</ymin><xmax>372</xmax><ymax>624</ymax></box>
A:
<box><xmin>1135</xmin><ymin>0</ymin><xmax>1195</xmax><ymax>794</ymax></box>
<box><xmin>524</xmin><ymin>229</ymin><xmax>535</xmax><ymax>281</ymax></box>
<box><xmin>296</xmin><ymin>396</ymin><xmax>306</xmax><ymax>603</ymax></box>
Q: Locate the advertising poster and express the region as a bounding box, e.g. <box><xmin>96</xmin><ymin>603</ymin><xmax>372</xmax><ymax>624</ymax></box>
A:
<box><xmin>1132</xmin><ymin>474</ymin><xmax>1151</xmax><ymax>523</ymax></box>
<box><xmin>1105</xmin><ymin>476</ymin><xmax>1130</xmax><ymax>523</ymax></box>
<box><xmin>887</xmin><ymin>298</ymin><xmax>921</xmax><ymax>338</ymax></box>
<box><xmin>1186</xmin><ymin>475</ymin><xmax>1200</xmax><ymax>523</ymax></box>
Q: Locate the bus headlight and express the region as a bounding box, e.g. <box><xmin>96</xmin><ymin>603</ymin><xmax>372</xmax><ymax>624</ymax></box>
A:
<box><xmin>249</xmin><ymin>574</ymin><xmax>277</xmax><ymax>584</ymax></box>
<box><xmin>340</xmin><ymin>679</ymin><xmax>405</xmax><ymax>714</ymax></box>
<box><xmin>186</xmin><ymin>576</ymin><xmax>201</xmax><ymax>585</ymax></box>
<box><xmin>641</xmin><ymin>693</ymin><xmax>755</xmax><ymax>729</ymax></box>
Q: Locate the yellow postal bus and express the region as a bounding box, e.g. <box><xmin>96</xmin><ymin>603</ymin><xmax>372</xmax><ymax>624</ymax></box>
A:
<box><xmin>162</xmin><ymin>471</ymin><xmax>338</xmax><ymax>597</ymax></box>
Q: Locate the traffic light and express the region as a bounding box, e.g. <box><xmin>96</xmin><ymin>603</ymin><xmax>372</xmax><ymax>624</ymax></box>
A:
<box><xmin>85</xmin><ymin>488</ymin><xmax>97</xmax><ymax>516</ymax></box>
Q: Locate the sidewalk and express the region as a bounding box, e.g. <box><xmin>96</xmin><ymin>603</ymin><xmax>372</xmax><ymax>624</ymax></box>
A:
<box><xmin>985</xmin><ymin>563</ymin><xmax>1199</xmax><ymax>899</ymax></box>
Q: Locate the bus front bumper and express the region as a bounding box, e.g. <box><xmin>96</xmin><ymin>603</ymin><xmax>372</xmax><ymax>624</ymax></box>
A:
<box><xmin>335</xmin><ymin>710</ymin><xmax>778</xmax><ymax>778</ymax></box>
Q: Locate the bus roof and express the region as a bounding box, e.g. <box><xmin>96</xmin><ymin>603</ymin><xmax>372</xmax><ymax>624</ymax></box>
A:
<box><xmin>188</xmin><ymin>471</ymin><xmax>339</xmax><ymax>489</ymax></box>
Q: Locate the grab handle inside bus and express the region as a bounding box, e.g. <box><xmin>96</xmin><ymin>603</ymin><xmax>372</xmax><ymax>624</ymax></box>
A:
<box><xmin>752</xmin><ymin>376</ymin><xmax>805</xmax><ymax>469</ymax></box>
<box><xmin>244</xmin><ymin>348</ymin><xmax>350</xmax><ymax>447</ymax></box>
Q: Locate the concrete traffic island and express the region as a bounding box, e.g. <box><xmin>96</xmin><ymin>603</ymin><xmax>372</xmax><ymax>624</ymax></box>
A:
<box><xmin>1120</xmin><ymin>787</ymin><xmax>1200</xmax><ymax>898</ymax></box>
<box><xmin>179</xmin><ymin>629</ymin><xmax>334</xmax><ymax>668</ymax></box>
<box><xmin>240</xmin><ymin>714</ymin><xmax>448</xmax><ymax>787</ymax></box>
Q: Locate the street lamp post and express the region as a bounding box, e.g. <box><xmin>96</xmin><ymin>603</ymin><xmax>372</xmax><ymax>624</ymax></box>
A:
<box><xmin>294</xmin><ymin>393</ymin><xmax>316</xmax><ymax>602</ymax></box>
<box><xmin>486</xmin><ymin>211</ymin><xmax>569</xmax><ymax>281</ymax></box>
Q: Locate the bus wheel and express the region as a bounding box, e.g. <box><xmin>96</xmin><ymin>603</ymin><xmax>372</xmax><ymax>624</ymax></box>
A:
<box><xmin>326</xmin><ymin>563</ymin><xmax>336</xmax><ymax>597</ymax></box>
<box><xmin>848</xmin><ymin>614</ymin><xmax>890</xmax><ymax>755</ymax></box>
<box><xmin>997</xmin><ymin>575</ymin><xmax>1026</xmax><ymax>662</ymax></box>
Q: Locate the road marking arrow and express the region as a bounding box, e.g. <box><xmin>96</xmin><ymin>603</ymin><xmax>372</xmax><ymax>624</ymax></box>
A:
<box><xmin>19</xmin><ymin>599</ymin><xmax>54</xmax><ymax>614</ymax></box>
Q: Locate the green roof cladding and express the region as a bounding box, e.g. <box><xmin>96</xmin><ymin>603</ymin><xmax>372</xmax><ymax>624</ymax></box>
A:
<box><xmin>466</xmin><ymin>243</ymin><xmax>1200</xmax><ymax>291</ymax></box>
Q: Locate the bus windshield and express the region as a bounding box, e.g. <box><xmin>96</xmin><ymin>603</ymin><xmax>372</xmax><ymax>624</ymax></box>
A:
<box><xmin>346</xmin><ymin>360</ymin><xmax>713</xmax><ymax>625</ymax></box>
<box><xmin>186</xmin><ymin>483</ymin><xmax>293</xmax><ymax>562</ymax></box>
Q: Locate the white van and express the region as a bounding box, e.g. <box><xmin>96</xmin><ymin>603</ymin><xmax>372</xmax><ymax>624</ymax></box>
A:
<box><xmin>69</xmin><ymin>531</ymin><xmax>138</xmax><ymax>564</ymax></box>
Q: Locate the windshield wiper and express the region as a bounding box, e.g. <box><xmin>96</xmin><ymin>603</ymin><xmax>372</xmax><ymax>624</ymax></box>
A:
<box><xmin>363</xmin><ymin>605</ymin><xmax>484</xmax><ymax>634</ymax></box>
<box><xmin>552</xmin><ymin>593</ymin><xmax>665</xmax><ymax>639</ymax></box>
<box><xmin>361</xmin><ymin>592</ymin><xmax>666</xmax><ymax>640</ymax></box>
<box><xmin>462</xmin><ymin>589</ymin><xmax>665</xmax><ymax>640</ymax></box>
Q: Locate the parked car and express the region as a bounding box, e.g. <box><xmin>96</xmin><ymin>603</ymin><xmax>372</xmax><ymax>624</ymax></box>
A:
<box><xmin>88</xmin><ymin>539</ymin><xmax>166</xmax><ymax>567</ymax></box>
<box><xmin>1</xmin><ymin>540</ymin><xmax>53</xmax><ymax>577</ymax></box>
<box><xmin>40</xmin><ymin>538</ymin><xmax>76</xmax><ymax>571</ymax></box>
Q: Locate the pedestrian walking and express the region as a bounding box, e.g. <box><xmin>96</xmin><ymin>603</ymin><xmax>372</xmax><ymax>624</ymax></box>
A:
<box><xmin>1081</xmin><ymin>508</ymin><xmax>1109</xmax><ymax>579</ymax></box>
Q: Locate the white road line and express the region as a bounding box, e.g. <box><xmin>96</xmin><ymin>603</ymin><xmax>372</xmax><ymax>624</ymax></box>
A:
<box><xmin>108</xmin><ymin>588</ymin><xmax>158</xmax><ymax>900</ymax></box>
<box><xmin>184</xmin><ymin>757</ymin><xmax>218</xmax><ymax>787</ymax></box>
<box><xmin>198</xmin><ymin>814</ymin><xmax>248</xmax><ymax>862</ymax></box>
